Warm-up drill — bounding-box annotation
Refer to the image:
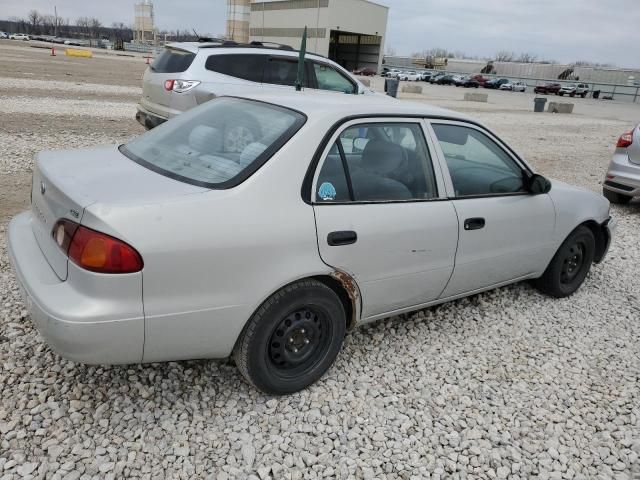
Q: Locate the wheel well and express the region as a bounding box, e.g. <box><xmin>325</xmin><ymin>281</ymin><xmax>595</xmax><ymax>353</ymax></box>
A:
<box><xmin>313</xmin><ymin>275</ymin><xmax>357</xmax><ymax>331</ymax></box>
<box><xmin>580</xmin><ymin>220</ymin><xmax>608</xmax><ymax>263</ymax></box>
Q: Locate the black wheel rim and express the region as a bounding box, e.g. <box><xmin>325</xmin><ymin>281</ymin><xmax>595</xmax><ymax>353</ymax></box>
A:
<box><xmin>560</xmin><ymin>242</ymin><xmax>585</xmax><ymax>284</ymax></box>
<box><xmin>268</xmin><ymin>307</ymin><xmax>332</xmax><ymax>378</ymax></box>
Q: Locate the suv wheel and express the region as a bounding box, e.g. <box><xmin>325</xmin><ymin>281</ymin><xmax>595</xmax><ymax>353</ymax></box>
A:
<box><xmin>603</xmin><ymin>188</ymin><xmax>632</xmax><ymax>204</ymax></box>
<box><xmin>534</xmin><ymin>226</ymin><xmax>595</xmax><ymax>298</ymax></box>
<box><xmin>233</xmin><ymin>280</ymin><xmax>346</xmax><ymax>394</ymax></box>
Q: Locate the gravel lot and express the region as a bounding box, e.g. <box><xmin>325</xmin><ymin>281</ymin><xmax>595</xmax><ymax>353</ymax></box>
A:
<box><xmin>1</xmin><ymin>41</ymin><xmax>639</xmax><ymax>479</ymax></box>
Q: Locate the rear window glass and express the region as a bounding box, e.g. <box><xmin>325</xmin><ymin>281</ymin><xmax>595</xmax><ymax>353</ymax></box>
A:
<box><xmin>121</xmin><ymin>98</ymin><xmax>306</xmax><ymax>188</ymax></box>
<box><xmin>151</xmin><ymin>48</ymin><xmax>196</xmax><ymax>73</ymax></box>
<box><xmin>205</xmin><ymin>54</ymin><xmax>266</xmax><ymax>82</ymax></box>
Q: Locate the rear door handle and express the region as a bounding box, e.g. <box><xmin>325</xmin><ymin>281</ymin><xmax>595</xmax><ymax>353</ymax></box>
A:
<box><xmin>464</xmin><ymin>217</ymin><xmax>485</xmax><ymax>231</ymax></box>
<box><xmin>327</xmin><ymin>231</ymin><xmax>357</xmax><ymax>246</ymax></box>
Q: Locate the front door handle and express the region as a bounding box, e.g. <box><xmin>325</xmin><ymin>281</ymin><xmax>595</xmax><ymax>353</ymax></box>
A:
<box><xmin>464</xmin><ymin>217</ymin><xmax>485</xmax><ymax>231</ymax></box>
<box><xmin>327</xmin><ymin>231</ymin><xmax>358</xmax><ymax>246</ymax></box>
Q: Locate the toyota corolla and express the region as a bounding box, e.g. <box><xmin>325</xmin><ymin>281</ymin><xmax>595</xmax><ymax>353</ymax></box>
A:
<box><xmin>8</xmin><ymin>93</ymin><xmax>616</xmax><ymax>394</ymax></box>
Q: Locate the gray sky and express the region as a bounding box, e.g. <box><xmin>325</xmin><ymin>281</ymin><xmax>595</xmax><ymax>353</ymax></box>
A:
<box><xmin>2</xmin><ymin>0</ymin><xmax>639</xmax><ymax>68</ymax></box>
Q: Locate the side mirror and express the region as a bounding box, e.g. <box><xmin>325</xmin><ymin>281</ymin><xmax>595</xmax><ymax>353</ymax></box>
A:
<box><xmin>527</xmin><ymin>173</ymin><xmax>552</xmax><ymax>194</ymax></box>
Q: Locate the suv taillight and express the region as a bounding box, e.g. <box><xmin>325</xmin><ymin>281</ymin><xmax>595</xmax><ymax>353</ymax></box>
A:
<box><xmin>617</xmin><ymin>131</ymin><xmax>634</xmax><ymax>148</ymax></box>
<box><xmin>52</xmin><ymin>219</ymin><xmax>143</xmax><ymax>274</ymax></box>
<box><xmin>164</xmin><ymin>79</ymin><xmax>200</xmax><ymax>93</ymax></box>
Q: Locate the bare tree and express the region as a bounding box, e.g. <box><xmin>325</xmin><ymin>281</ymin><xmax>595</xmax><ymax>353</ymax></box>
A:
<box><xmin>27</xmin><ymin>9</ymin><xmax>41</xmax><ymax>34</ymax></box>
<box><xmin>89</xmin><ymin>18</ymin><xmax>102</xmax><ymax>38</ymax></box>
<box><xmin>495</xmin><ymin>50</ymin><xmax>515</xmax><ymax>62</ymax></box>
<box><xmin>517</xmin><ymin>52</ymin><xmax>538</xmax><ymax>63</ymax></box>
<box><xmin>76</xmin><ymin>16</ymin><xmax>90</xmax><ymax>36</ymax></box>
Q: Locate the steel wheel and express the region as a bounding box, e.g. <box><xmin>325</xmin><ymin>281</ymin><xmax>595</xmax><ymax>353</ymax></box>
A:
<box><xmin>268</xmin><ymin>307</ymin><xmax>332</xmax><ymax>378</ymax></box>
<box><xmin>233</xmin><ymin>280</ymin><xmax>346</xmax><ymax>394</ymax></box>
<box><xmin>534</xmin><ymin>226</ymin><xmax>595</xmax><ymax>298</ymax></box>
<box><xmin>560</xmin><ymin>242</ymin><xmax>585</xmax><ymax>284</ymax></box>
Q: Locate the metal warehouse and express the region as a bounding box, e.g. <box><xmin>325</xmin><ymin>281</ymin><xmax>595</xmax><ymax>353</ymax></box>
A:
<box><xmin>236</xmin><ymin>0</ymin><xmax>388</xmax><ymax>72</ymax></box>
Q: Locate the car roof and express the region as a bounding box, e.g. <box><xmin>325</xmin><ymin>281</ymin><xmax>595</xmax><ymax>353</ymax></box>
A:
<box><xmin>166</xmin><ymin>42</ymin><xmax>329</xmax><ymax>62</ymax></box>
<box><xmin>228</xmin><ymin>91</ymin><xmax>473</xmax><ymax>124</ymax></box>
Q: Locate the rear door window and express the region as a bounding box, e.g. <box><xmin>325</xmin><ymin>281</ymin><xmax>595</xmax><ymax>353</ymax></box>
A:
<box><xmin>151</xmin><ymin>48</ymin><xmax>196</xmax><ymax>73</ymax></box>
<box><xmin>263</xmin><ymin>57</ymin><xmax>312</xmax><ymax>87</ymax></box>
<box><xmin>205</xmin><ymin>54</ymin><xmax>266</xmax><ymax>82</ymax></box>
<box><xmin>315</xmin><ymin>122</ymin><xmax>438</xmax><ymax>202</ymax></box>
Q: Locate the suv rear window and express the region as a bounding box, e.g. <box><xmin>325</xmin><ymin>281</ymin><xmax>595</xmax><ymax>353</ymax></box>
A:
<box><xmin>151</xmin><ymin>48</ymin><xmax>196</xmax><ymax>73</ymax></box>
<box><xmin>121</xmin><ymin>98</ymin><xmax>306</xmax><ymax>188</ymax></box>
<box><xmin>205</xmin><ymin>54</ymin><xmax>266</xmax><ymax>82</ymax></box>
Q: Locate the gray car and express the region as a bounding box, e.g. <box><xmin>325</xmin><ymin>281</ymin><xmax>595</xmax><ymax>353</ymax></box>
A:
<box><xmin>9</xmin><ymin>92</ymin><xmax>615</xmax><ymax>394</ymax></box>
<box><xmin>137</xmin><ymin>41</ymin><xmax>373</xmax><ymax>129</ymax></box>
<box><xmin>603</xmin><ymin>124</ymin><xmax>640</xmax><ymax>203</ymax></box>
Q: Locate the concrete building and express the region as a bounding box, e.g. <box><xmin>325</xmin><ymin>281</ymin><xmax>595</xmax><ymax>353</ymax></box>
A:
<box><xmin>249</xmin><ymin>0</ymin><xmax>388</xmax><ymax>72</ymax></box>
<box><xmin>227</xmin><ymin>0</ymin><xmax>251</xmax><ymax>43</ymax></box>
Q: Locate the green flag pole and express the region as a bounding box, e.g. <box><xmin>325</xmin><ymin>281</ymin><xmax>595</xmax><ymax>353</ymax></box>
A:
<box><xmin>295</xmin><ymin>26</ymin><xmax>307</xmax><ymax>92</ymax></box>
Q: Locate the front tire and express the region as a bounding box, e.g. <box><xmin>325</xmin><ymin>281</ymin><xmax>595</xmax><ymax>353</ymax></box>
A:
<box><xmin>534</xmin><ymin>226</ymin><xmax>595</xmax><ymax>298</ymax></box>
<box><xmin>603</xmin><ymin>188</ymin><xmax>632</xmax><ymax>204</ymax></box>
<box><xmin>233</xmin><ymin>280</ymin><xmax>346</xmax><ymax>394</ymax></box>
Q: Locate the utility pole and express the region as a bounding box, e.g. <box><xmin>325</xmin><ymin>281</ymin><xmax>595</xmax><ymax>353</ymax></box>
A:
<box><xmin>54</xmin><ymin>5</ymin><xmax>58</xmax><ymax>37</ymax></box>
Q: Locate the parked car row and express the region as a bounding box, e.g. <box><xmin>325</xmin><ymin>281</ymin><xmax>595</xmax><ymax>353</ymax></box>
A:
<box><xmin>533</xmin><ymin>82</ymin><xmax>590</xmax><ymax>97</ymax></box>
<box><xmin>1</xmin><ymin>32</ymin><xmax>30</xmax><ymax>40</ymax></box>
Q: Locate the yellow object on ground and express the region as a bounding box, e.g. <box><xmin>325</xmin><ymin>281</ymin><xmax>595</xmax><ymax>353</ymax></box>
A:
<box><xmin>65</xmin><ymin>48</ymin><xmax>93</xmax><ymax>58</ymax></box>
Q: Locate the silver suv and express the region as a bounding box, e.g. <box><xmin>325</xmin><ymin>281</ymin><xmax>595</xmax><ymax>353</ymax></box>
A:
<box><xmin>559</xmin><ymin>83</ymin><xmax>589</xmax><ymax>98</ymax></box>
<box><xmin>137</xmin><ymin>40</ymin><xmax>373</xmax><ymax>129</ymax></box>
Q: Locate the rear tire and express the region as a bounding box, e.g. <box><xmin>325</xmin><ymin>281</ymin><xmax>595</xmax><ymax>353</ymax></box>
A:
<box><xmin>233</xmin><ymin>280</ymin><xmax>346</xmax><ymax>395</ymax></box>
<box><xmin>603</xmin><ymin>188</ymin><xmax>632</xmax><ymax>204</ymax></box>
<box><xmin>534</xmin><ymin>226</ymin><xmax>595</xmax><ymax>298</ymax></box>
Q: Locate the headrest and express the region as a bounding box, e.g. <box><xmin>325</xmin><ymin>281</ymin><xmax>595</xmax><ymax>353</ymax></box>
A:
<box><xmin>189</xmin><ymin>125</ymin><xmax>222</xmax><ymax>154</ymax></box>
<box><xmin>361</xmin><ymin>139</ymin><xmax>404</xmax><ymax>175</ymax></box>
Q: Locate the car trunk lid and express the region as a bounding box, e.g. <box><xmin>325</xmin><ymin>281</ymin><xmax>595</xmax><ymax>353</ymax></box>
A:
<box><xmin>31</xmin><ymin>145</ymin><xmax>206</xmax><ymax>280</ymax></box>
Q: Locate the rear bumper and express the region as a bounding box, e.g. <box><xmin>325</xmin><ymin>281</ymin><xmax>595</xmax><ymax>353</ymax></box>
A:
<box><xmin>604</xmin><ymin>152</ymin><xmax>640</xmax><ymax>197</ymax></box>
<box><xmin>136</xmin><ymin>105</ymin><xmax>166</xmax><ymax>130</ymax></box>
<box><xmin>7</xmin><ymin>212</ymin><xmax>144</xmax><ymax>364</ymax></box>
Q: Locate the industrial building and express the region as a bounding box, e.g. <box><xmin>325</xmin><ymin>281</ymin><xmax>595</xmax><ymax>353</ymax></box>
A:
<box><xmin>227</xmin><ymin>0</ymin><xmax>389</xmax><ymax>72</ymax></box>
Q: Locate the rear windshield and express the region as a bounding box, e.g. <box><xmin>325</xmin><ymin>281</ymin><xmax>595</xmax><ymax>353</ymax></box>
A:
<box><xmin>121</xmin><ymin>98</ymin><xmax>306</xmax><ymax>188</ymax></box>
<box><xmin>151</xmin><ymin>48</ymin><xmax>196</xmax><ymax>73</ymax></box>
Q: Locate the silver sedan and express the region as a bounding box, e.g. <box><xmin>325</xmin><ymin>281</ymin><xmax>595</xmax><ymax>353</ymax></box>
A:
<box><xmin>8</xmin><ymin>93</ymin><xmax>616</xmax><ymax>394</ymax></box>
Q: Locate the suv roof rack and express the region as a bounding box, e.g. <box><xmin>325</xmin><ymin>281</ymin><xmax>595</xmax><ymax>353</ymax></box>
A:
<box><xmin>197</xmin><ymin>41</ymin><xmax>329</xmax><ymax>59</ymax></box>
<box><xmin>196</xmin><ymin>40</ymin><xmax>326</xmax><ymax>53</ymax></box>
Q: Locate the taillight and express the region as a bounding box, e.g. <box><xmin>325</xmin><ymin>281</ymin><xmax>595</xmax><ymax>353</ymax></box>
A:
<box><xmin>617</xmin><ymin>131</ymin><xmax>634</xmax><ymax>148</ymax></box>
<box><xmin>52</xmin><ymin>220</ymin><xmax>143</xmax><ymax>274</ymax></box>
<box><xmin>164</xmin><ymin>79</ymin><xmax>200</xmax><ymax>93</ymax></box>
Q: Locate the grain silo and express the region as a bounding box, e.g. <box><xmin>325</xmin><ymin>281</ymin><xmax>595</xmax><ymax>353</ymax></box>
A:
<box><xmin>134</xmin><ymin>0</ymin><xmax>156</xmax><ymax>43</ymax></box>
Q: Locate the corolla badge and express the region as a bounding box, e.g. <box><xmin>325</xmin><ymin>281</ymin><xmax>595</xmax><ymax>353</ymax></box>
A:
<box><xmin>40</xmin><ymin>181</ymin><xmax>46</xmax><ymax>195</ymax></box>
